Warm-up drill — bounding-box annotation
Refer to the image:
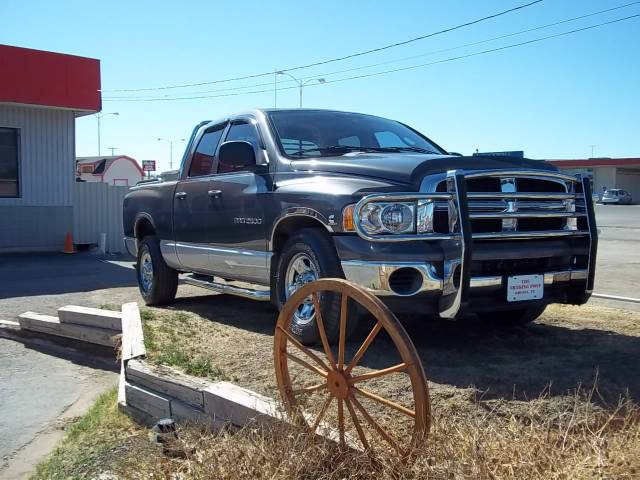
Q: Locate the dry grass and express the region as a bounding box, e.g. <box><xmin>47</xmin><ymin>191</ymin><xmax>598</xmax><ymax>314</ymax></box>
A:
<box><xmin>94</xmin><ymin>386</ymin><xmax>639</xmax><ymax>479</ymax></box>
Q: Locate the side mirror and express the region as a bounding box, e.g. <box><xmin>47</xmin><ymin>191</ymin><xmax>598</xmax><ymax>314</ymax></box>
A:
<box><xmin>218</xmin><ymin>141</ymin><xmax>257</xmax><ymax>168</ymax></box>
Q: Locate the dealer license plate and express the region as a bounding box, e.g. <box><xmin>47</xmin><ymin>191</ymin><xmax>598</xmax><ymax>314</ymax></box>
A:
<box><xmin>507</xmin><ymin>274</ymin><xmax>544</xmax><ymax>302</ymax></box>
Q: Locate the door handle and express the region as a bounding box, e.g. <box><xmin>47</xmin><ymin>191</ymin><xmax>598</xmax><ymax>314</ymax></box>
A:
<box><xmin>175</xmin><ymin>192</ymin><xmax>187</xmax><ymax>199</ymax></box>
<box><xmin>208</xmin><ymin>190</ymin><xmax>222</xmax><ymax>199</ymax></box>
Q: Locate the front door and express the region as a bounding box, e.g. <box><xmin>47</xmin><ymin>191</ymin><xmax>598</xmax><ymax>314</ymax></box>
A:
<box><xmin>207</xmin><ymin>120</ymin><xmax>271</xmax><ymax>284</ymax></box>
<box><xmin>173</xmin><ymin>123</ymin><xmax>226</xmax><ymax>273</ymax></box>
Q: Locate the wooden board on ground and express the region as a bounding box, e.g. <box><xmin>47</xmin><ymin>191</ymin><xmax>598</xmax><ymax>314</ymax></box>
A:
<box><xmin>121</xmin><ymin>302</ymin><xmax>146</xmax><ymax>360</ymax></box>
<box><xmin>125</xmin><ymin>383</ymin><xmax>171</xmax><ymax>420</ymax></box>
<box><xmin>171</xmin><ymin>399</ymin><xmax>225</xmax><ymax>430</ymax></box>
<box><xmin>58</xmin><ymin>305</ymin><xmax>122</xmax><ymax>331</ymax></box>
<box><xmin>18</xmin><ymin>312</ymin><xmax>121</xmax><ymax>347</ymax></box>
<box><xmin>203</xmin><ymin>381</ymin><xmax>284</xmax><ymax>428</ymax></box>
<box><xmin>127</xmin><ymin>359</ymin><xmax>208</xmax><ymax>408</ymax></box>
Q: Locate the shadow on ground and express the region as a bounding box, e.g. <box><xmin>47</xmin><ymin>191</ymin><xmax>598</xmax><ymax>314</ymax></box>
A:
<box><xmin>0</xmin><ymin>252</ymin><xmax>137</xmax><ymax>299</ymax></box>
<box><xmin>165</xmin><ymin>292</ymin><xmax>640</xmax><ymax>405</ymax></box>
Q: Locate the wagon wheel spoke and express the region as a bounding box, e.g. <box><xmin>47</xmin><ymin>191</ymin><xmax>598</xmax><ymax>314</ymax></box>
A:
<box><xmin>338</xmin><ymin>293</ymin><xmax>348</xmax><ymax>371</ymax></box>
<box><xmin>337</xmin><ymin>398</ymin><xmax>346</xmax><ymax>448</ymax></box>
<box><xmin>292</xmin><ymin>382</ymin><xmax>327</xmax><ymax>395</ymax></box>
<box><xmin>286</xmin><ymin>353</ymin><xmax>328</xmax><ymax>378</ymax></box>
<box><xmin>350</xmin><ymin>394</ymin><xmax>402</xmax><ymax>454</ymax></box>
<box><xmin>277</xmin><ymin>325</ymin><xmax>330</xmax><ymax>371</ymax></box>
<box><xmin>312</xmin><ymin>293</ymin><xmax>337</xmax><ymax>370</ymax></box>
<box><xmin>312</xmin><ymin>394</ymin><xmax>334</xmax><ymax>432</ymax></box>
<box><xmin>348</xmin><ymin>362</ymin><xmax>409</xmax><ymax>384</ymax></box>
<box><xmin>345</xmin><ymin>397</ymin><xmax>369</xmax><ymax>450</ymax></box>
<box><xmin>345</xmin><ymin>322</ymin><xmax>382</xmax><ymax>375</ymax></box>
<box><xmin>352</xmin><ymin>386</ymin><xmax>415</xmax><ymax>418</ymax></box>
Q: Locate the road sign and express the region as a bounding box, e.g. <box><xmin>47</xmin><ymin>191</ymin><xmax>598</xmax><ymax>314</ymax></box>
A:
<box><xmin>473</xmin><ymin>151</ymin><xmax>524</xmax><ymax>158</ymax></box>
<box><xmin>142</xmin><ymin>160</ymin><xmax>156</xmax><ymax>172</ymax></box>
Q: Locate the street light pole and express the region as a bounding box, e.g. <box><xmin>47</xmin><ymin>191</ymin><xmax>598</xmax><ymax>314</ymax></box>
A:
<box><xmin>275</xmin><ymin>71</ymin><xmax>325</xmax><ymax>108</ymax></box>
<box><xmin>157</xmin><ymin>138</ymin><xmax>186</xmax><ymax>170</ymax></box>
<box><xmin>95</xmin><ymin>112</ymin><xmax>119</xmax><ymax>156</ymax></box>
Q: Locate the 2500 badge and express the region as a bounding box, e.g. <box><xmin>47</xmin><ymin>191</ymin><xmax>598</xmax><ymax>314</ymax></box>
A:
<box><xmin>233</xmin><ymin>217</ymin><xmax>263</xmax><ymax>225</ymax></box>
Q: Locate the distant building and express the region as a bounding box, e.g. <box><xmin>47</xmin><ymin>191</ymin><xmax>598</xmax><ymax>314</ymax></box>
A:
<box><xmin>76</xmin><ymin>155</ymin><xmax>143</xmax><ymax>186</ymax></box>
<box><xmin>0</xmin><ymin>44</ymin><xmax>100</xmax><ymax>252</ymax></box>
<box><xmin>546</xmin><ymin>157</ymin><xmax>640</xmax><ymax>202</ymax></box>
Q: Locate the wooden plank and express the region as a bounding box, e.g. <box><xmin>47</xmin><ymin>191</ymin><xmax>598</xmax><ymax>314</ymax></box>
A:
<box><xmin>58</xmin><ymin>305</ymin><xmax>122</xmax><ymax>331</ymax></box>
<box><xmin>121</xmin><ymin>302</ymin><xmax>146</xmax><ymax>360</ymax></box>
<box><xmin>171</xmin><ymin>399</ymin><xmax>225</xmax><ymax>431</ymax></box>
<box><xmin>18</xmin><ymin>312</ymin><xmax>121</xmax><ymax>347</ymax></box>
<box><xmin>203</xmin><ymin>381</ymin><xmax>284</xmax><ymax>428</ymax></box>
<box><xmin>126</xmin><ymin>359</ymin><xmax>207</xmax><ymax>408</ymax></box>
<box><xmin>119</xmin><ymin>401</ymin><xmax>157</xmax><ymax>427</ymax></box>
<box><xmin>125</xmin><ymin>383</ymin><xmax>171</xmax><ymax>421</ymax></box>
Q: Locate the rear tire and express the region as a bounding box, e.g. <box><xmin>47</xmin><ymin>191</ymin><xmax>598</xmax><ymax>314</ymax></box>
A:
<box><xmin>476</xmin><ymin>305</ymin><xmax>546</xmax><ymax>327</ymax></box>
<box><xmin>275</xmin><ymin>228</ymin><xmax>359</xmax><ymax>345</ymax></box>
<box><xmin>136</xmin><ymin>235</ymin><xmax>178</xmax><ymax>306</ymax></box>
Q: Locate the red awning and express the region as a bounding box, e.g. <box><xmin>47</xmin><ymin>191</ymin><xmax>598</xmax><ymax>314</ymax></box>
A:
<box><xmin>0</xmin><ymin>44</ymin><xmax>101</xmax><ymax>114</ymax></box>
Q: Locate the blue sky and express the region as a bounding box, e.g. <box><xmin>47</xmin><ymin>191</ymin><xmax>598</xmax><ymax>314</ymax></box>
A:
<box><xmin>2</xmin><ymin>0</ymin><xmax>639</xmax><ymax>172</ymax></box>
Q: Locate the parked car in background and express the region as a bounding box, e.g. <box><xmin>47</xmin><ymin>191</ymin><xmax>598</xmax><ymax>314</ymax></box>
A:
<box><xmin>601</xmin><ymin>189</ymin><xmax>633</xmax><ymax>205</ymax></box>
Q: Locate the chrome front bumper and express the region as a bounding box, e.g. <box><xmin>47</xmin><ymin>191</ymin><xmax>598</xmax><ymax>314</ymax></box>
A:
<box><xmin>341</xmin><ymin>259</ymin><xmax>588</xmax><ymax>297</ymax></box>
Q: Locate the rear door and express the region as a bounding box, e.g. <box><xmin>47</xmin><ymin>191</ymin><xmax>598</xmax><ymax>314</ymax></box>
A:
<box><xmin>173</xmin><ymin>122</ymin><xmax>226</xmax><ymax>272</ymax></box>
<box><xmin>206</xmin><ymin>119</ymin><xmax>271</xmax><ymax>284</ymax></box>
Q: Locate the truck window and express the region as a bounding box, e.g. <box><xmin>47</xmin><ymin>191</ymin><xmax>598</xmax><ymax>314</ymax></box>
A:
<box><xmin>189</xmin><ymin>124</ymin><xmax>225</xmax><ymax>177</ymax></box>
<box><xmin>219</xmin><ymin>121</ymin><xmax>260</xmax><ymax>174</ymax></box>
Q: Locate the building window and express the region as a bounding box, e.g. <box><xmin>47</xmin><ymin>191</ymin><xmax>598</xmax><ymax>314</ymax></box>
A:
<box><xmin>0</xmin><ymin>127</ymin><xmax>19</xmax><ymax>198</ymax></box>
<box><xmin>80</xmin><ymin>164</ymin><xmax>94</xmax><ymax>173</ymax></box>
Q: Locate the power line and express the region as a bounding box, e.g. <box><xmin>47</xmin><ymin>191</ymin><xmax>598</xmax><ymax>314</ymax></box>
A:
<box><xmin>103</xmin><ymin>14</ymin><xmax>640</xmax><ymax>102</ymax></box>
<box><xmin>101</xmin><ymin>0</ymin><xmax>543</xmax><ymax>93</ymax></box>
<box><xmin>104</xmin><ymin>1</ymin><xmax>640</xmax><ymax>100</ymax></box>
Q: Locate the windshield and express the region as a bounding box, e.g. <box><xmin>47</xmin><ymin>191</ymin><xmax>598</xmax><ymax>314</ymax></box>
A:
<box><xmin>267</xmin><ymin>110</ymin><xmax>445</xmax><ymax>158</ymax></box>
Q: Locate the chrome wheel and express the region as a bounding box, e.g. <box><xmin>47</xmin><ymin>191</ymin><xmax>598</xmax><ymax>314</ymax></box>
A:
<box><xmin>139</xmin><ymin>249</ymin><xmax>154</xmax><ymax>294</ymax></box>
<box><xmin>285</xmin><ymin>253</ymin><xmax>319</xmax><ymax>325</ymax></box>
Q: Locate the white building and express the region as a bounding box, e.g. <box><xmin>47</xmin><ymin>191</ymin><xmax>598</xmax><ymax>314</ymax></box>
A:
<box><xmin>0</xmin><ymin>44</ymin><xmax>101</xmax><ymax>252</ymax></box>
<box><xmin>76</xmin><ymin>155</ymin><xmax>143</xmax><ymax>186</ymax></box>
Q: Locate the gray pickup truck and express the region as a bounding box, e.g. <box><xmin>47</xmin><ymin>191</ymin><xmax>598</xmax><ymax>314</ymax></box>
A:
<box><xmin>123</xmin><ymin>109</ymin><xmax>597</xmax><ymax>344</ymax></box>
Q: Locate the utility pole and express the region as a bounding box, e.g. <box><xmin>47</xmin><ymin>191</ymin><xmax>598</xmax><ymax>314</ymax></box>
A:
<box><xmin>589</xmin><ymin>145</ymin><xmax>596</xmax><ymax>158</ymax></box>
<box><xmin>95</xmin><ymin>112</ymin><xmax>119</xmax><ymax>156</ymax></box>
<box><xmin>158</xmin><ymin>138</ymin><xmax>186</xmax><ymax>170</ymax></box>
<box><xmin>108</xmin><ymin>147</ymin><xmax>118</xmax><ymax>156</ymax></box>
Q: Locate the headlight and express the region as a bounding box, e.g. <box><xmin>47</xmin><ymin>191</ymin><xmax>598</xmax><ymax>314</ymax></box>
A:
<box><xmin>359</xmin><ymin>202</ymin><xmax>415</xmax><ymax>234</ymax></box>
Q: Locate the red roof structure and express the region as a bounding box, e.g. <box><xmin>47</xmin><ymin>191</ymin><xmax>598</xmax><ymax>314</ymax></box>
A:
<box><xmin>547</xmin><ymin>158</ymin><xmax>640</xmax><ymax>168</ymax></box>
<box><xmin>0</xmin><ymin>44</ymin><xmax>101</xmax><ymax>114</ymax></box>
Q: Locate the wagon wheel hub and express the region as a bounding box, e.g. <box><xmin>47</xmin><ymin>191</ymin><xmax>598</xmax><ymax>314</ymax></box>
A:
<box><xmin>327</xmin><ymin>370</ymin><xmax>350</xmax><ymax>400</ymax></box>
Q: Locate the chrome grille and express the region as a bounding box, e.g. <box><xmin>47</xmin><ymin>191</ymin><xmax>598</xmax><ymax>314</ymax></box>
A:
<box><xmin>423</xmin><ymin>170</ymin><xmax>590</xmax><ymax>240</ymax></box>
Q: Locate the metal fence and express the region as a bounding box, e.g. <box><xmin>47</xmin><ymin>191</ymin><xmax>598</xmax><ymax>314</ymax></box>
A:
<box><xmin>73</xmin><ymin>182</ymin><xmax>129</xmax><ymax>253</ymax></box>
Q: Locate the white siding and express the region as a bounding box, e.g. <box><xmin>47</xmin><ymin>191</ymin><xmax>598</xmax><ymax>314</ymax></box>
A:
<box><xmin>0</xmin><ymin>104</ymin><xmax>75</xmax><ymax>207</ymax></box>
<box><xmin>73</xmin><ymin>182</ymin><xmax>129</xmax><ymax>253</ymax></box>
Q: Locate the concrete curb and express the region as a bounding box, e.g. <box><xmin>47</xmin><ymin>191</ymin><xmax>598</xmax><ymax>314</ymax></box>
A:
<box><xmin>592</xmin><ymin>293</ymin><xmax>640</xmax><ymax>304</ymax></box>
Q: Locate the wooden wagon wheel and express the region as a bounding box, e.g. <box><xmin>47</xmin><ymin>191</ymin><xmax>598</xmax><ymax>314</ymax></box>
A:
<box><xmin>274</xmin><ymin>278</ymin><xmax>431</xmax><ymax>455</ymax></box>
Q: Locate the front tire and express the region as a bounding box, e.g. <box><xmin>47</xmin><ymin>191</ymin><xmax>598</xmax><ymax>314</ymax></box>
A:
<box><xmin>136</xmin><ymin>235</ymin><xmax>178</xmax><ymax>306</ymax></box>
<box><xmin>275</xmin><ymin>229</ymin><xmax>358</xmax><ymax>344</ymax></box>
<box><xmin>476</xmin><ymin>305</ymin><xmax>546</xmax><ymax>327</ymax></box>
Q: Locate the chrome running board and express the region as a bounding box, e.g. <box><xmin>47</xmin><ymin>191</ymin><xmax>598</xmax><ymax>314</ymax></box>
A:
<box><xmin>183</xmin><ymin>275</ymin><xmax>271</xmax><ymax>301</ymax></box>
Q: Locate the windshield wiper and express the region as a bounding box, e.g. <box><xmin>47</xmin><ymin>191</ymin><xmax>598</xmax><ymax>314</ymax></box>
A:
<box><xmin>288</xmin><ymin>145</ymin><xmax>438</xmax><ymax>157</ymax></box>
<box><xmin>288</xmin><ymin>145</ymin><xmax>376</xmax><ymax>157</ymax></box>
<box><xmin>371</xmin><ymin>146</ymin><xmax>438</xmax><ymax>154</ymax></box>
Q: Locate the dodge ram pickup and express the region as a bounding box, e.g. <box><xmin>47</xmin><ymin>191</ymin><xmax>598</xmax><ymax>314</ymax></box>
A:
<box><xmin>123</xmin><ymin>109</ymin><xmax>597</xmax><ymax>344</ymax></box>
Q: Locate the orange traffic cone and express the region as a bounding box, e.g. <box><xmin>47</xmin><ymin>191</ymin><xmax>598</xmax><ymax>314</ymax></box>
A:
<box><xmin>62</xmin><ymin>232</ymin><xmax>76</xmax><ymax>254</ymax></box>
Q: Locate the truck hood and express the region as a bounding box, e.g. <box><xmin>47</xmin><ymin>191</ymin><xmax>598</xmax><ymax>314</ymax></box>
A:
<box><xmin>290</xmin><ymin>154</ymin><xmax>558</xmax><ymax>187</ymax></box>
